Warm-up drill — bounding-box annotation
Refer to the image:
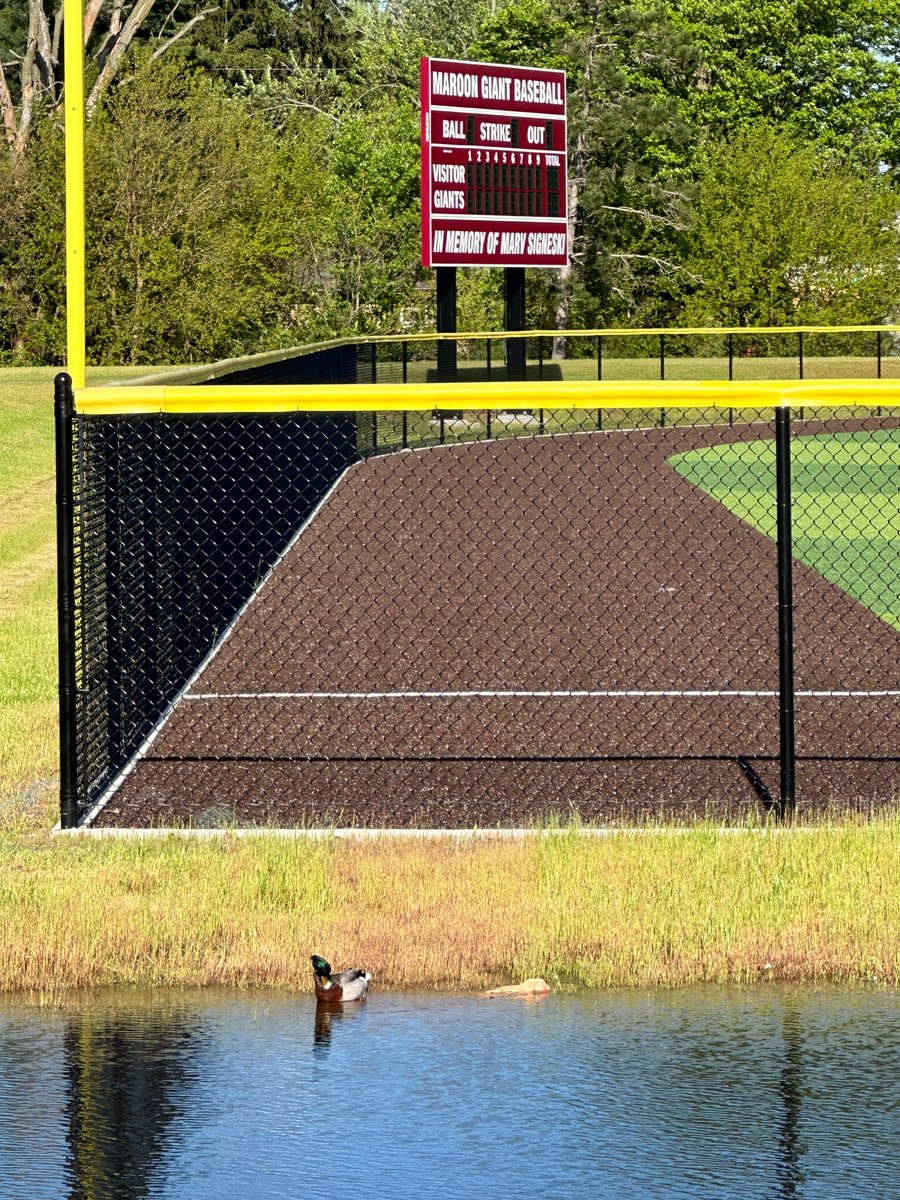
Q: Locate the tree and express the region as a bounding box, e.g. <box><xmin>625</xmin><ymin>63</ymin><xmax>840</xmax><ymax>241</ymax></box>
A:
<box><xmin>86</xmin><ymin>58</ymin><xmax>334</xmax><ymax>362</ymax></box>
<box><xmin>682</xmin><ymin>125</ymin><xmax>900</xmax><ymax>327</ymax></box>
<box><xmin>172</xmin><ymin>0</ymin><xmax>359</xmax><ymax>79</ymax></box>
<box><xmin>473</xmin><ymin>0</ymin><xmax>699</xmax><ymax>344</ymax></box>
<box><xmin>0</xmin><ymin>56</ymin><xmax>333</xmax><ymax>364</ymax></box>
<box><xmin>316</xmin><ymin>99</ymin><xmax>424</xmax><ymax>334</ymax></box>
<box><xmin>0</xmin><ymin>122</ymin><xmax>67</xmax><ymax>360</ymax></box>
<box><xmin>0</xmin><ymin>0</ymin><xmax>227</xmax><ymax>156</ymax></box>
<box><xmin>667</xmin><ymin>0</ymin><xmax>900</xmax><ymax>169</ymax></box>
<box><xmin>354</xmin><ymin>0</ymin><xmax>493</xmax><ymax>89</ymax></box>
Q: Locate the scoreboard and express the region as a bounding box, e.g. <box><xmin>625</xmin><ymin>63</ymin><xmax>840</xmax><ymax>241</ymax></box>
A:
<box><xmin>421</xmin><ymin>58</ymin><xmax>568</xmax><ymax>269</ymax></box>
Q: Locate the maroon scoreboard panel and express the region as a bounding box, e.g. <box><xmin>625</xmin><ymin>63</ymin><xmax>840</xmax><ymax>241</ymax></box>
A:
<box><xmin>421</xmin><ymin>58</ymin><xmax>568</xmax><ymax>268</ymax></box>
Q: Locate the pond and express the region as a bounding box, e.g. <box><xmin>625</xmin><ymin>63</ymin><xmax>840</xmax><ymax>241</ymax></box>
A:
<box><xmin>0</xmin><ymin>985</ymin><xmax>896</xmax><ymax>1199</ymax></box>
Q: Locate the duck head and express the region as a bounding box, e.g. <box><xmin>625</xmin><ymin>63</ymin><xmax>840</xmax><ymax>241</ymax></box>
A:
<box><xmin>311</xmin><ymin>954</ymin><xmax>332</xmax><ymax>985</ymax></box>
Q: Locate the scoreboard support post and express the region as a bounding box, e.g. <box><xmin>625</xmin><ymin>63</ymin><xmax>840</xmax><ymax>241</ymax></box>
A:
<box><xmin>505</xmin><ymin>267</ymin><xmax>526</xmax><ymax>381</ymax></box>
<box><xmin>436</xmin><ymin>267</ymin><xmax>458</xmax><ymax>382</ymax></box>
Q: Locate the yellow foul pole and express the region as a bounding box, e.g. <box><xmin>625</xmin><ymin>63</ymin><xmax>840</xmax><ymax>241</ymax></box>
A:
<box><xmin>64</xmin><ymin>0</ymin><xmax>86</xmax><ymax>389</ymax></box>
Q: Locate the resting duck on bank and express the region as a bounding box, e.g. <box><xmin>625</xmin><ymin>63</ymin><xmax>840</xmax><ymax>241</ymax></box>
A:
<box><xmin>311</xmin><ymin>955</ymin><xmax>372</xmax><ymax>1003</ymax></box>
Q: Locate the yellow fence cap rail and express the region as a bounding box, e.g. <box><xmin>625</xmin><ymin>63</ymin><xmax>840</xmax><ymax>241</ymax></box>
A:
<box><xmin>74</xmin><ymin>378</ymin><xmax>900</xmax><ymax>416</ymax></box>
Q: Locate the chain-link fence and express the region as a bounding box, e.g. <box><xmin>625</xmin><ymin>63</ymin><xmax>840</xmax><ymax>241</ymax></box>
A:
<box><xmin>357</xmin><ymin>327</ymin><xmax>900</xmax><ymax>386</ymax></box>
<box><xmin>56</xmin><ymin>336</ymin><xmax>900</xmax><ymax>828</ymax></box>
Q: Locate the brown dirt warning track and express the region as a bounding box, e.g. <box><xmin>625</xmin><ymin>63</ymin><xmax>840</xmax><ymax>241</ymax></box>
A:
<box><xmin>94</xmin><ymin>419</ymin><xmax>899</xmax><ymax>827</ymax></box>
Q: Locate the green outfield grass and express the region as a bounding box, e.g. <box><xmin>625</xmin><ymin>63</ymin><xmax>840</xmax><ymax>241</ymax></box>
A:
<box><xmin>669</xmin><ymin>430</ymin><xmax>900</xmax><ymax>629</ymax></box>
<box><xmin>394</xmin><ymin>351</ymin><xmax>900</xmax><ymax>384</ymax></box>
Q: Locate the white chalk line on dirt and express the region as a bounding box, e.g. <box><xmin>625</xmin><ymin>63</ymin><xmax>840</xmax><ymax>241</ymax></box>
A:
<box><xmin>184</xmin><ymin>688</ymin><xmax>900</xmax><ymax>700</ymax></box>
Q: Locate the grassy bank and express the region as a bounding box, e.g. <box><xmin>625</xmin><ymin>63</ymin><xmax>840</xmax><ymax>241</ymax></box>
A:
<box><xmin>1</xmin><ymin>813</ymin><xmax>897</xmax><ymax>994</ymax></box>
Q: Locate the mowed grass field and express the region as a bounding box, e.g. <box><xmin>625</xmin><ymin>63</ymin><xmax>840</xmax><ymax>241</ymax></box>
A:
<box><xmin>397</xmin><ymin>349</ymin><xmax>900</xmax><ymax>383</ymax></box>
<box><xmin>670</xmin><ymin>430</ymin><xmax>900</xmax><ymax>630</ymax></box>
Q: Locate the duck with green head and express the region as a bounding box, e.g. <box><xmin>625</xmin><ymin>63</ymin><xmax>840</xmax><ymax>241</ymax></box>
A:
<box><xmin>311</xmin><ymin>955</ymin><xmax>372</xmax><ymax>1003</ymax></box>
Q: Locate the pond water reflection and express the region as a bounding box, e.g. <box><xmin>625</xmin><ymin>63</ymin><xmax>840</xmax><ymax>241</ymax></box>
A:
<box><xmin>0</xmin><ymin>986</ymin><xmax>896</xmax><ymax>1199</ymax></box>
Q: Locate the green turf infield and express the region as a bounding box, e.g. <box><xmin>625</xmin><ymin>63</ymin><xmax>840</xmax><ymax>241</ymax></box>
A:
<box><xmin>668</xmin><ymin>429</ymin><xmax>900</xmax><ymax>630</ymax></box>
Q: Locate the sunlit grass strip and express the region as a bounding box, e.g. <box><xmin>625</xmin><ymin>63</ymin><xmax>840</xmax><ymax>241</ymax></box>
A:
<box><xmin>1</xmin><ymin>813</ymin><xmax>896</xmax><ymax>994</ymax></box>
<box><xmin>403</xmin><ymin>357</ymin><xmax>900</xmax><ymax>383</ymax></box>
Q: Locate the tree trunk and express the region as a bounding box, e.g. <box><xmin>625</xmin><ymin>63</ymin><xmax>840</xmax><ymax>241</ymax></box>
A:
<box><xmin>4</xmin><ymin>0</ymin><xmax>205</xmax><ymax>156</ymax></box>
<box><xmin>87</xmin><ymin>0</ymin><xmax>157</xmax><ymax>117</ymax></box>
<box><xmin>553</xmin><ymin>16</ymin><xmax>595</xmax><ymax>360</ymax></box>
<box><xmin>552</xmin><ymin>172</ymin><xmax>578</xmax><ymax>359</ymax></box>
<box><xmin>0</xmin><ymin>61</ymin><xmax>17</xmax><ymax>150</ymax></box>
<box><xmin>83</xmin><ymin>0</ymin><xmax>106</xmax><ymax>46</ymax></box>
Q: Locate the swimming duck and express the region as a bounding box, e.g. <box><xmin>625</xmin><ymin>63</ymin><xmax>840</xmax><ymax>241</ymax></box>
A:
<box><xmin>311</xmin><ymin>954</ymin><xmax>372</xmax><ymax>1003</ymax></box>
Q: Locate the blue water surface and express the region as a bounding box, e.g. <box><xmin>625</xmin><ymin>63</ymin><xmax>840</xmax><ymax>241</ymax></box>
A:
<box><xmin>0</xmin><ymin>985</ymin><xmax>896</xmax><ymax>1199</ymax></box>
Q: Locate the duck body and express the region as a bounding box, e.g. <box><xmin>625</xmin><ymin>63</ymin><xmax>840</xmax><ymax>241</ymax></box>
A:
<box><xmin>311</xmin><ymin>954</ymin><xmax>372</xmax><ymax>1003</ymax></box>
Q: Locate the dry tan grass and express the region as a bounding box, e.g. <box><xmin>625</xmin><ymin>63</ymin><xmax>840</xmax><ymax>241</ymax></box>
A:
<box><xmin>1</xmin><ymin>805</ymin><xmax>896</xmax><ymax>996</ymax></box>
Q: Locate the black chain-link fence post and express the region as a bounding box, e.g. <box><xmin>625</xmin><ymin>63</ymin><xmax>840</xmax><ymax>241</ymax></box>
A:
<box><xmin>55</xmin><ymin>372</ymin><xmax>79</xmax><ymax>828</ymax></box>
<box><xmin>776</xmin><ymin>404</ymin><xmax>797</xmax><ymax>820</ymax></box>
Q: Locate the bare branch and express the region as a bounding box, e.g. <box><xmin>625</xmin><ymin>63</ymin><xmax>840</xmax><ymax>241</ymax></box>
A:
<box><xmin>151</xmin><ymin>7</ymin><xmax>220</xmax><ymax>62</ymax></box>
<box><xmin>33</xmin><ymin>0</ymin><xmax>54</xmax><ymax>92</ymax></box>
<box><xmin>52</xmin><ymin>4</ymin><xmax>64</xmax><ymax>65</ymax></box>
<box><xmin>16</xmin><ymin>2</ymin><xmax>42</xmax><ymax>156</ymax></box>
<box><xmin>608</xmin><ymin>251</ymin><xmax>702</xmax><ymax>282</ymax></box>
<box><xmin>87</xmin><ymin>0</ymin><xmax>157</xmax><ymax>119</ymax></box>
<box><xmin>252</xmin><ymin>96</ymin><xmax>340</xmax><ymax>122</ymax></box>
<box><xmin>600</xmin><ymin>204</ymin><xmax>687</xmax><ymax>232</ymax></box>
<box><xmin>83</xmin><ymin>0</ymin><xmax>106</xmax><ymax>47</ymax></box>
<box><xmin>156</xmin><ymin>1</ymin><xmax>188</xmax><ymax>40</ymax></box>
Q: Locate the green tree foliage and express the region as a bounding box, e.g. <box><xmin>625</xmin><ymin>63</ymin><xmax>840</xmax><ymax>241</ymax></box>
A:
<box><xmin>88</xmin><ymin>60</ymin><xmax>333</xmax><ymax>362</ymax></box>
<box><xmin>0</xmin><ymin>130</ymin><xmax>67</xmax><ymax>362</ymax></box>
<box><xmin>0</xmin><ymin>59</ymin><xmax>332</xmax><ymax>364</ymax></box>
<box><xmin>683</xmin><ymin>125</ymin><xmax>900</xmax><ymax>327</ymax></box>
<box><xmin>563</xmin><ymin>0</ymin><xmax>699</xmax><ymax>324</ymax></box>
<box><xmin>0</xmin><ymin>2</ymin><xmax>29</xmax><ymax>76</ymax></box>
<box><xmin>301</xmin><ymin>100</ymin><xmax>424</xmax><ymax>335</ymax></box>
<box><xmin>668</xmin><ymin>0</ymin><xmax>900</xmax><ymax>168</ymax></box>
<box><xmin>474</xmin><ymin>1</ymin><xmax>699</xmax><ymax>328</ymax></box>
<box><xmin>356</xmin><ymin>0</ymin><xmax>493</xmax><ymax>87</ymax></box>
<box><xmin>472</xmin><ymin>0</ymin><xmax>570</xmax><ymax>70</ymax></box>
<box><xmin>171</xmin><ymin>0</ymin><xmax>359</xmax><ymax>76</ymax></box>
